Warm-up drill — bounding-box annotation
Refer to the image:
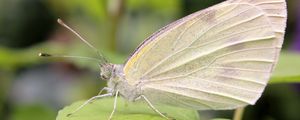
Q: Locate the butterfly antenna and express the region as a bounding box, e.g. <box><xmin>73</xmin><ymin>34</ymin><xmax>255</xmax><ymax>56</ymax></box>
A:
<box><xmin>39</xmin><ymin>52</ymin><xmax>101</xmax><ymax>62</ymax></box>
<box><xmin>57</xmin><ymin>18</ymin><xmax>108</xmax><ymax>64</ymax></box>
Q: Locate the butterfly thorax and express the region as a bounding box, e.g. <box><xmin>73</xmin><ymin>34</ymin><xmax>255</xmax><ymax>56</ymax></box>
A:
<box><xmin>105</xmin><ymin>64</ymin><xmax>142</xmax><ymax>102</ymax></box>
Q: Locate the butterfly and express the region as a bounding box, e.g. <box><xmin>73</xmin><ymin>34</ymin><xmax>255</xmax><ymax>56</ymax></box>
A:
<box><xmin>41</xmin><ymin>0</ymin><xmax>287</xmax><ymax>119</ymax></box>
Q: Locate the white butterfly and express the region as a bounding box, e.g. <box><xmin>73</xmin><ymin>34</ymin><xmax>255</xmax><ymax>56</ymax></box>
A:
<box><xmin>49</xmin><ymin>0</ymin><xmax>287</xmax><ymax>119</ymax></box>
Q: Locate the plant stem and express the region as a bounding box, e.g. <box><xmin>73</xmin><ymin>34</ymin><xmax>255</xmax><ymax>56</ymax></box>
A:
<box><xmin>233</xmin><ymin>107</ymin><xmax>245</xmax><ymax>120</ymax></box>
<box><xmin>107</xmin><ymin>0</ymin><xmax>125</xmax><ymax>52</ymax></box>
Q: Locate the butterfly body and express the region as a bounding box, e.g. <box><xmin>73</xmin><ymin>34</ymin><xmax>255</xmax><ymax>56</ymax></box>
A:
<box><xmin>105</xmin><ymin>64</ymin><xmax>142</xmax><ymax>102</ymax></box>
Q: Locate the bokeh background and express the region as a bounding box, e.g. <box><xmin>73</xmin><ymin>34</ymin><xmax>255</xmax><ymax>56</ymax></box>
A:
<box><xmin>0</xmin><ymin>0</ymin><xmax>299</xmax><ymax>120</ymax></box>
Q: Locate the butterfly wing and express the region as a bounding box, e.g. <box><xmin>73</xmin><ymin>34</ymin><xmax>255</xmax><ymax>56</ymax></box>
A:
<box><xmin>123</xmin><ymin>0</ymin><xmax>287</xmax><ymax>110</ymax></box>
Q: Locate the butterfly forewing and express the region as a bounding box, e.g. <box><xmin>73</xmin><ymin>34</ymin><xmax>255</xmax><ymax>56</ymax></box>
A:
<box><xmin>124</xmin><ymin>0</ymin><xmax>287</xmax><ymax>110</ymax></box>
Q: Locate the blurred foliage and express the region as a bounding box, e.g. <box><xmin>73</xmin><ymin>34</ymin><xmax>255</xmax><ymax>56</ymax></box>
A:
<box><xmin>244</xmin><ymin>84</ymin><xmax>300</xmax><ymax>120</ymax></box>
<box><xmin>0</xmin><ymin>71</ymin><xmax>12</xmax><ymax>120</ymax></box>
<box><xmin>181</xmin><ymin>0</ymin><xmax>224</xmax><ymax>15</ymax></box>
<box><xmin>0</xmin><ymin>0</ymin><xmax>55</xmax><ymax>48</ymax></box>
<box><xmin>271</xmin><ymin>51</ymin><xmax>300</xmax><ymax>83</ymax></box>
<box><xmin>10</xmin><ymin>104</ymin><xmax>56</xmax><ymax>120</ymax></box>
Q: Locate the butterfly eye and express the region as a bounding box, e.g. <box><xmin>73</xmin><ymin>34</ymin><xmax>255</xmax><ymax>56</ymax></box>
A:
<box><xmin>100</xmin><ymin>64</ymin><xmax>113</xmax><ymax>80</ymax></box>
<box><xmin>100</xmin><ymin>71</ymin><xmax>110</xmax><ymax>80</ymax></box>
<box><xmin>100</xmin><ymin>75</ymin><xmax>106</xmax><ymax>80</ymax></box>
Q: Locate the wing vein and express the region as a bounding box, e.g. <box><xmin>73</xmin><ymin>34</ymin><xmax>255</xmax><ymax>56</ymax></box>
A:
<box><xmin>220</xmin><ymin>59</ymin><xmax>274</xmax><ymax>64</ymax></box>
<box><xmin>148</xmin><ymin>36</ymin><xmax>275</xmax><ymax>78</ymax></box>
<box><xmin>163</xmin><ymin>92</ymin><xmax>214</xmax><ymax>109</ymax></box>
<box><xmin>146</xmin><ymin>86</ymin><xmax>243</xmax><ymax>108</ymax></box>
<box><xmin>144</xmin><ymin>47</ymin><xmax>277</xmax><ymax>82</ymax></box>
<box><xmin>190</xmin><ymin>25</ymin><xmax>271</xmax><ymax>49</ymax></box>
<box><xmin>140</xmin><ymin>6</ymin><xmax>256</xmax><ymax>78</ymax></box>
<box><xmin>163</xmin><ymin>84</ymin><xmax>250</xmax><ymax>104</ymax></box>
<box><xmin>187</xmin><ymin>76</ymin><xmax>261</xmax><ymax>93</ymax></box>
<box><xmin>217</xmin><ymin>74</ymin><xmax>266</xmax><ymax>85</ymax></box>
<box><xmin>207</xmin><ymin>67</ymin><xmax>271</xmax><ymax>73</ymax></box>
<box><xmin>172</xmin><ymin>6</ymin><xmax>236</xmax><ymax>50</ymax></box>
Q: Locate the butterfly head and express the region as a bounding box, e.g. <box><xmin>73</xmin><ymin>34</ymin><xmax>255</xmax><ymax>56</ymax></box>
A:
<box><xmin>99</xmin><ymin>63</ymin><xmax>114</xmax><ymax>80</ymax></box>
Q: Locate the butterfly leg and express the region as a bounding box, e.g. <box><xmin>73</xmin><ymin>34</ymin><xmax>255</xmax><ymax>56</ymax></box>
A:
<box><xmin>141</xmin><ymin>95</ymin><xmax>170</xmax><ymax>120</ymax></box>
<box><xmin>97</xmin><ymin>87</ymin><xmax>112</xmax><ymax>95</ymax></box>
<box><xmin>67</xmin><ymin>93</ymin><xmax>113</xmax><ymax>117</ymax></box>
<box><xmin>108</xmin><ymin>91</ymin><xmax>119</xmax><ymax>120</ymax></box>
<box><xmin>87</xmin><ymin>87</ymin><xmax>112</xmax><ymax>105</ymax></box>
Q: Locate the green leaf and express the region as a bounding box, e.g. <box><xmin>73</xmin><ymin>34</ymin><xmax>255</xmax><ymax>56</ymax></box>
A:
<box><xmin>57</xmin><ymin>97</ymin><xmax>199</xmax><ymax>120</ymax></box>
<box><xmin>11</xmin><ymin>105</ymin><xmax>56</xmax><ymax>120</ymax></box>
<box><xmin>211</xmin><ymin>118</ymin><xmax>230</xmax><ymax>120</ymax></box>
<box><xmin>270</xmin><ymin>51</ymin><xmax>300</xmax><ymax>84</ymax></box>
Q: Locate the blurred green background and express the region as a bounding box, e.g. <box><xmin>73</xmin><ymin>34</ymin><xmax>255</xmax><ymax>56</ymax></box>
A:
<box><xmin>0</xmin><ymin>0</ymin><xmax>299</xmax><ymax>120</ymax></box>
